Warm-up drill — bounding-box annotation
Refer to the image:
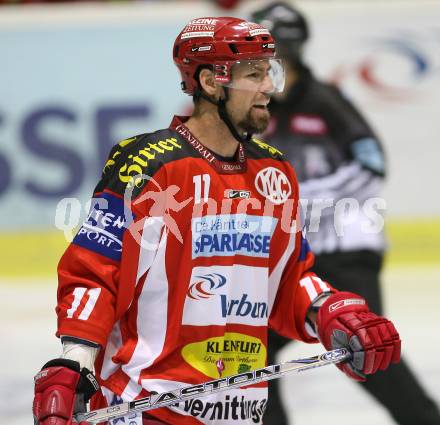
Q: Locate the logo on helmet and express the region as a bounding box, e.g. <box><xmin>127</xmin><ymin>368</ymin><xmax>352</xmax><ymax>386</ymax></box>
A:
<box><xmin>181</xmin><ymin>18</ymin><xmax>218</xmax><ymax>40</ymax></box>
<box><xmin>174</xmin><ymin>17</ymin><xmax>278</xmax><ymax>95</ymax></box>
<box><xmin>191</xmin><ymin>45</ymin><xmax>213</xmax><ymax>53</ymax></box>
<box><xmin>214</xmin><ymin>64</ymin><xmax>230</xmax><ymax>83</ymax></box>
<box><xmin>190</xmin><ymin>18</ymin><xmax>218</xmax><ymax>26</ymax></box>
<box><xmin>238</xmin><ymin>21</ymin><xmax>271</xmax><ymax>37</ymax></box>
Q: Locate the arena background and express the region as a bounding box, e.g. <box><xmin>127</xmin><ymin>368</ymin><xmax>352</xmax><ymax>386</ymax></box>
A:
<box><xmin>1</xmin><ymin>1</ymin><xmax>439</xmax><ymax>424</ymax></box>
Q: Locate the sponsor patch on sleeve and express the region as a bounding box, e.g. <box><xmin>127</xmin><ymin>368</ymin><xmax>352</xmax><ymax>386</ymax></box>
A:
<box><xmin>73</xmin><ymin>192</ymin><xmax>132</xmax><ymax>261</ymax></box>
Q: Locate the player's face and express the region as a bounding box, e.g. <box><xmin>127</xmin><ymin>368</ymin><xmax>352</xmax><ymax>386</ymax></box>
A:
<box><xmin>226</xmin><ymin>60</ymin><xmax>274</xmax><ymax>134</ymax></box>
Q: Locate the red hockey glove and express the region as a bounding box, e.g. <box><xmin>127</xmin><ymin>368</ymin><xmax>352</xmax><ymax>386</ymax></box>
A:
<box><xmin>33</xmin><ymin>358</ymin><xmax>99</xmax><ymax>425</ymax></box>
<box><xmin>316</xmin><ymin>291</ymin><xmax>401</xmax><ymax>382</ymax></box>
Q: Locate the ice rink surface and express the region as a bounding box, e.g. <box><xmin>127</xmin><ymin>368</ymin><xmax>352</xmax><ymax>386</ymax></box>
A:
<box><xmin>2</xmin><ymin>265</ymin><xmax>439</xmax><ymax>425</ymax></box>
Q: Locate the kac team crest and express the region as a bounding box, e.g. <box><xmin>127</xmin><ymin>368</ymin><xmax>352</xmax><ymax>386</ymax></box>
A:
<box><xmin>254</xmin><ymin>167</ymin><xmax>291</xmax><ymax>205</ymax></box>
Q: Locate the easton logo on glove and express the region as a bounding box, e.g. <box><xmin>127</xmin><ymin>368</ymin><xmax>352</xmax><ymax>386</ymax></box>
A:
<box><xmin>85</xmin><ymin>372</ymin><xmax>100</xmax><ymax>392</ymax></box>
<box><xmin>328</xmin><ymin>298</ymin><xmax>365</xmax><ymax>312</ymax></box>
<box><xmin>34</xmin><ymin>369</ymin><xmax>49</xmax><ymax>382</ymax></box>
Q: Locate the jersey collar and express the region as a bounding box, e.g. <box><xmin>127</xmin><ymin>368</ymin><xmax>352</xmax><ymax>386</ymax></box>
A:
<box><xmin>170</xmin><ymin>115</ymin><xmax>247</xmax><ymax>174</ymax></box>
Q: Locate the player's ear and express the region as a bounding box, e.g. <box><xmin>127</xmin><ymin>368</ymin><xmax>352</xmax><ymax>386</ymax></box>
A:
<box><xmin>199</xmin><ymin>68</ymin><xmax>221</xmax><ymax>98</ymax></box>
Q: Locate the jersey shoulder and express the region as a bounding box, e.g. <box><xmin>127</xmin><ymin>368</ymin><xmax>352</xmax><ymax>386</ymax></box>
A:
<box><xmin>246</xmin><ymin>137</ymin><xmax>285</xmax><ymax>161</ymax></box>
<box><xmin>96</xmin><ymin>128</ymin><xmax>193</xmax><ymax>196</ymax></box>
<box><xmin>308</xmin><ymin>78</ymin><xmax>376</xmax><ymax>139</ymax></box>
<box><xmin>307</xmin><ymin>78</ymin><xmax>350</xmax><ymax>110</ymax></box>
<box><xmin>309</xmin><ymin>79</ymin><xmax>368</xmax><ymax>120</ymax></box>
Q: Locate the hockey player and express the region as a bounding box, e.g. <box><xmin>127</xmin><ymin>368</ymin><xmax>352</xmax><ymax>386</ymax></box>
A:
<box><xmin>250</xmin><ymin>2</ymin><xmax>440</xmax><ymax>425</ymax></box>
<box><xmin>33</xmin><ymin>16</ymin><xmax>401</xmax><ymax>425</ymax></box>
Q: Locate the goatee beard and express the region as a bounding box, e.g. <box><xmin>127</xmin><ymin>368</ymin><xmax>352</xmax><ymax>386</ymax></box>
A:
<box><xmin>237</xmin><ymin>108</ymin><xmax>270</xmax><ymax>136</ymax></box>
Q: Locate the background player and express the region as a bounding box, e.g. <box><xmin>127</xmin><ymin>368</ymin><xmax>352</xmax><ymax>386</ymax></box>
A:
<box><xmin>250</xmin><ymin>3</ymin><xmax>440</xmax><ymax>425</ymax></box>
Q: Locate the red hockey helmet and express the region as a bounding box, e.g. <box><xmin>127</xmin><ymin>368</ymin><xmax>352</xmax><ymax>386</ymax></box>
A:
<box><xmin>173</xmin><ymin>17</ymin><xmax>284</xmax><ymax>95</ymax></box>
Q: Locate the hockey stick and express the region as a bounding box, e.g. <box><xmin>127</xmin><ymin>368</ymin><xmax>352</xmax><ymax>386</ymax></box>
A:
<box><xmin>75</xmin><ymin>347</ymin><xmax>350</xmax><ymax>424</ymax></box>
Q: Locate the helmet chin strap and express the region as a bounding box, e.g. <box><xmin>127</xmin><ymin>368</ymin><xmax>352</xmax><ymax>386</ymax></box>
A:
<box><xmin>196</xmin><ymin>88</ymin><xmax>251</xmax><ymax>144</ymax></box>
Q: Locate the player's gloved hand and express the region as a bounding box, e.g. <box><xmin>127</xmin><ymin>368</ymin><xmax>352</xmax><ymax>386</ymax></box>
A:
<box><xmin>33</xmin><ymin>358</ymin><xmax>99</xmax><ymax>425</ymax></box>
<box><xmin>316</xmin><ymin>291</ymin><xmax>401</xmax><ymax>381</ymax></box>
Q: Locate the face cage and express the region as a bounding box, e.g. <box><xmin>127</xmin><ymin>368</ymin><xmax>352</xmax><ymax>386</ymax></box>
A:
<box><xmin>213</xmin><ymin>58</ymin><xmax>285</xmax><ymax>94</ymax></box>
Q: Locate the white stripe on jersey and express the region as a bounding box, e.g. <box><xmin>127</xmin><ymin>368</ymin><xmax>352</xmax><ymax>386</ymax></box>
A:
<box><xmin>101</xmin><ymin>218</ymin><xmax>166</xmax><ymax>384</ymax></box>
<box><xmin>100</xmin><ymin>320</ymin><xmax>122</xmax><ymax>380</ymax></box>
<box><xmin>267</xmin><ymin>224</ymin><xmax>297</xmax><ymax>315</ymax></box>
<box><xmin>299</xmin><ymin>161</ymin><xmax>382</xmax><ymax>206</ymax></box>
<box><xmin>136</xmin><ymin>216</ymin><xmax>165</xmax><ymax>282</ymax></box>
<box><xmin>299</xmin><ymin>162</ymin><xmax>361</xmax><ymax>197</ymax></box>
<box><xmin>121</xmin><ymin>229</ymin><xmax>169</xmax><ymax>400</ymax></box>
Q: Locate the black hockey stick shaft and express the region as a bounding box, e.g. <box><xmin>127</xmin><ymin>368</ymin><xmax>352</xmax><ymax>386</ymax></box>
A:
<box><xmin>75</xmin><ymin>347</ymin><xmax>350</xmax><ymax>424</ymax></box>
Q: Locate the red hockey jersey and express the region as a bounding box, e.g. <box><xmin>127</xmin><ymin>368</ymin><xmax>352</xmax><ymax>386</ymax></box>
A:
<box><xmin>57</xmin><ymin>116</ymin><xmax>333</xmax><ymax>424</ymax></box>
